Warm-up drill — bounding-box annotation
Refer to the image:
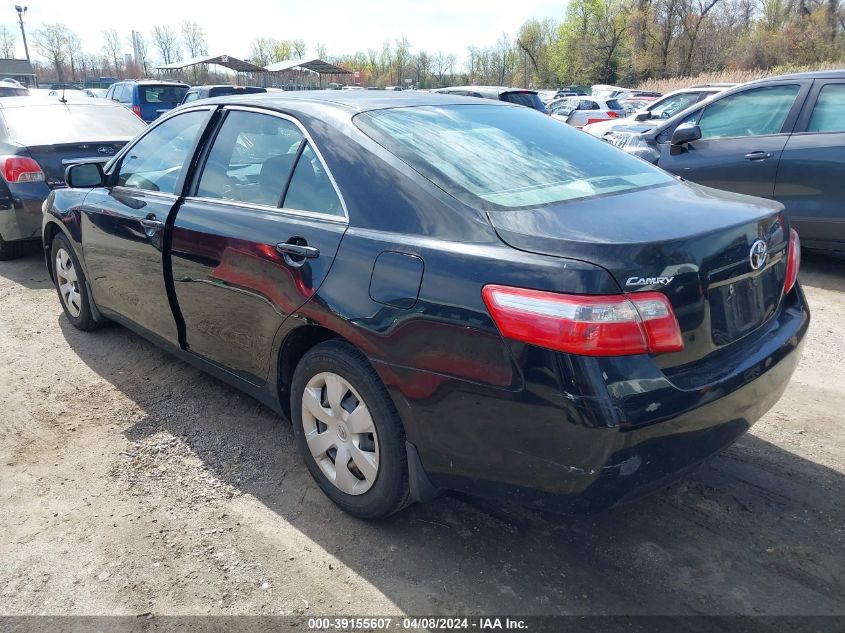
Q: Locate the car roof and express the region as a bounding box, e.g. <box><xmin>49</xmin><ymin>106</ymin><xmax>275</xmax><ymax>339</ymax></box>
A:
<box><xmin>436</xmin><ymin>86</ymin><xmax>538</xmax><ymax>96</ymax></box>
<box><xmin>749</xmin><ymin>69</ymin><xmax>845</xmax><ymax>82</ymax></box>
<box><xmin>192</xmin><ymin>89</ymin><xmax>518</xmax><ymax>114</ymax></box>
<box><xmin>115</xmin><ymin>79</ymin><xmax>190</xmax><ymax>86</ymax></box>
<box><xmin>0</xmin><ymin>95</ymin><xmax>127</xmax><ymax>109</ymax></box>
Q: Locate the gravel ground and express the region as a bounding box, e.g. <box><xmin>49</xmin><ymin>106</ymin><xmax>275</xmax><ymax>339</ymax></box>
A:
<box><xmin>0</xmin><ymin>248</ymin><xmax>843</xmax><ymax>617</ymax></box>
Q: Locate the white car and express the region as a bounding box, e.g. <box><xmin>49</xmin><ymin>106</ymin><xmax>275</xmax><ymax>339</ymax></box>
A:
<box><xmin>549</xmin><ymin>97</ymin><xmax>626</xmax><ymax>128</ymax></box>
<box><xmin>582</xmin><ymin>85</ymin><xmax>733</xmax><ymax>138</ymax></box>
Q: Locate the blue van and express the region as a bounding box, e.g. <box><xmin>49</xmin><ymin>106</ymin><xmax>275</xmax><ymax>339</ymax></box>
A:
<box><xmin>105</xmin><ymin>80</ymin><xmax>189</xmax><ymax>123</ymax></box>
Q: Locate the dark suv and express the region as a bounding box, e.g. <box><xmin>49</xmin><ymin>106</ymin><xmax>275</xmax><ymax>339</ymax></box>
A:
<box><xmin>610</xmin><ymin>70</ymin><xmax>845</xmax><ymax>252</ymax></box>
<box><xmin>434</xmin><ymin>86</ymin><xmax>546</xmax><ymax>112</ymax></box>
<box><xmin>180</xmin><ymin>85</ymin><xmax>267</xmax><ymax>105</ymax></box>
<box><xmin>106</xmin><ymin>80</ymin><xmax>190</xmax><ymax>123</ymax></box>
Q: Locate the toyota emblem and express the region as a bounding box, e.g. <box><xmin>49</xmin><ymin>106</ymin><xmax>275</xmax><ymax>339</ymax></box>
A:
<box><xmin>749</xmin><ymin>239</ymin><xmax>768</xmax><ymax>270</ymax></box>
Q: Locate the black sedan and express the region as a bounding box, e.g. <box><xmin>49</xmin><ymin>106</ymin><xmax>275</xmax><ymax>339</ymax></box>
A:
<box><xmin>44</xmin><ymin>92</ymin><xmax>808</xmax><ymax>519</ymax></box>
<box><xmin>0</xmin><ymin>95</ymin><xmax>146</xmax><ymax>259</ymax></box>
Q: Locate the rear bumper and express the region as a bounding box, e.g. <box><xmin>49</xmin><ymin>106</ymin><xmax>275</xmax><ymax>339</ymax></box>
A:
<box><xmin>387</xmin><ymin>286</ymin><xmax>809</xmax><ymax>511</ymax></box>
<box><xmin>0</xmin><ymin>191</ymin><xmax>46</xmax><ymax>242</ymax></box>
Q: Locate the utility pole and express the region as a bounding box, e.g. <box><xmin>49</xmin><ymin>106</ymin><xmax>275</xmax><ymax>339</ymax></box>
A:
<box><xmin>15</xmin><ymin>6</ymin><xmax>34</xmax><ymax>87</ymax></box>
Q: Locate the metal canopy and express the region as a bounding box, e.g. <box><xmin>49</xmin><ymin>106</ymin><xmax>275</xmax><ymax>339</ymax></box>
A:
<box><xmin>264</xmin><ymin>58</ymin><xmax>350</xmax><ymax>75</ymax></box>
<box><xmin>156</xmin><ymin>54</ymin><xmax>266</xmax><ymax>73</ymax></box>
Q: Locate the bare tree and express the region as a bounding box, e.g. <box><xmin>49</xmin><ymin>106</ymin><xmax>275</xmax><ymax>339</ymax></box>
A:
<box><xmin>102</xmin><ymin>28</ymin><xmax>123</xmax><ymax>74</ymax></box>
<box><xmin>292</xmin><ymin>39</ymin><xmax>307</xmax><ymax>59</ymax></box>
<box><xmin>0</xmin><ymin>25</ymin><xmax>17</xmax><ymax>59</ymax></box>
<box><xmin>152</xmin><ymin>24</ymin><xmax>180</xmax><ymax>65</ymax></box>
<box><xmin>33</xmin><ymin>23</ymin><xmax>70</xmax><ymax>81</ymax></box>
<box><xmin>432</xmin><ymin>51</ymin><xmax>454</xmax><ymax>86</ymax></box>
<box><xmin>393</xmin><ymin>36</ymin><xmax>411</xmax><ymax>86</ymax></box>
<box><xmin>131</xmin><ymin>31</ymin><xmax>150</xmax><ymax>75</ymax></box>
<box><xmin>66</xmin><ymin>30</ymin><xmax>83</xmax><ymax>80</ymax></box>
<box><xmin>181</xmin><ymin>21</ymin><xmax>207</xmax><ymax>57</ymax></box>
<box><xmin>315</xmin><ymin>42</ymin><xmax>328</xmax><ymax>60</ymax></box>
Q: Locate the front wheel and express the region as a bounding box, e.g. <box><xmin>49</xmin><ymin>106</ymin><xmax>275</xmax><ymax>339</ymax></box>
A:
<box><xmin>291</xmin><ymin>340</ymin><xmax>410</xmax><ymax>519</ymax></box>
<box><xmin>51</xmin><ymin>233</ymin><xmax>103</xmax><ymax>331</ymax></box>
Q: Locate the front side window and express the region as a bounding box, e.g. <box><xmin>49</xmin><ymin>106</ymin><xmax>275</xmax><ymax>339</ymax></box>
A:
<box><xmin>196</xmin><ymin>110</ymin><xmax>303</xmax><ymax>206</ymax></box>
<box><xmin>182</xmin><ymin>91</ymin><xmax>199</xmax><ymax>104</ymax></box>
<box><xmin>356</xmin><ymin>104</ymin><xmax>675</xmax><ymax>209</ymax></box>
<box><xmin>283</xmin><ymin>144</ymin><xmax>344</xmax><ymax>216</ymax></box>
<box><xmin>807</xmin><ymin>84</ymin><xmax>845</xmax><ymax>133</ymax></box>
<box><xmin>688</xmin><ymin>85</ymin><xmax>800</xmax><ymax>139</ymax></box>
<box><xmin>117</xmin><ymin>110</ymin><xmax>207</xmax><ymax>194</ymax></box>
<box><xmin>648</xmin><ymin>92</ymin><xmax>702</xmax><ymax>119</ymax></box>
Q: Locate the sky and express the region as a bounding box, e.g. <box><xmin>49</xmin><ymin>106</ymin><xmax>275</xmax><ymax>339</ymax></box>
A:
<box><xmin>9</xmin><ymin>0</ymin><xmax>565</xmax><ymax>65</ymax></box>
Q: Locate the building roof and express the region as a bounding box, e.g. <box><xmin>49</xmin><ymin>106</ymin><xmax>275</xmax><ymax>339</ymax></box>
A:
<box><xmin>264</xmin><ymin>58</ymin><xmax>350</xmax><ymax>75</ymax></box>
<box><xmin>156</xmin><ymin>54</ymin><xmax>266</xmax><ymax>73</ymax></box>
<box><xmin>0</xmin><ymin>58</ymin><xmax>35</xmax><ymax>76</ymax></box>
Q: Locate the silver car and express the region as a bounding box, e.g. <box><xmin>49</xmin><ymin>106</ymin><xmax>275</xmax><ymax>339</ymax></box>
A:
<box><xmin>549</xmin><ymin>97</ymin><xmax>626</xmax><ymax>128</ymax></box>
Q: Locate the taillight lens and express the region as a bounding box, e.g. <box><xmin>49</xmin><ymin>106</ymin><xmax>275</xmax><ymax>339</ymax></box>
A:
<box><xmin>606</xmin><ymin>111</ymin><xmax>619</xmax><ymax>118</ymax></box>
<box><xmin>784</xmin><ymin>228</ymin><xmax>801</xmax><ymax>294</ymax></box>
<box><xmin>131</xmin><ymin>105</ymin><xmax>142</xmax><ymax>118</ymax></box>
<box><xmin>0</xmin><ymin>155</ymin><xmax>45</xmax><ymax>183</ymax></box>
<box><xmin>482</xmin><ymin>285</ymin><xmax>683</xmax><ymax>356</ymax></box>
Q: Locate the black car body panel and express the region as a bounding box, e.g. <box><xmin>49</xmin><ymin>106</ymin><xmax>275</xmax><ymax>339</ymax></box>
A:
<box><xmin>44</xmin><ymin>91</ymin><xmax>809</xmax><ymax>510</ymax></box>
<box><xmin>623</xmin><ymin>70</ymin><xmax>845</xmax><ymax>251</ymax></box>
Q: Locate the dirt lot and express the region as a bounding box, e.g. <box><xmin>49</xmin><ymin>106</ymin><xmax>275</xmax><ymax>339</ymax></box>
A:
<box><xmin>0</xmin><ymin>248</ymin><xmax>843</xmax><ymax>618</ymax></box>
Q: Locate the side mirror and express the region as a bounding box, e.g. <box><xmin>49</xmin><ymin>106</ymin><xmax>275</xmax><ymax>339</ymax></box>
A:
<box><xmin>634</xmin><ymin>110</ymin><xmax>651</xmax><ymax>121</ymax></box>
<box><xmin>65</xmin><ymin>162</ymin><xmax>105</xmax><ymax>188</ymax></box>
<box><xmin>671</xmin><ymin>123</ymin><xmax>702</xmax><ymax>146</ymax></box>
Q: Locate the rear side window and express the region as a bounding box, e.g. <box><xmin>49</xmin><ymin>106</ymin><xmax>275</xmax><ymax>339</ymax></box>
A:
<box><xmin>606</xmin><ymin>99</ymin><xmax>622</xmax><ymax>110</ymax></box>
<box><xmin>689</xmin><ymin>84</ymin><xmax>800</xmax><ymax>139</ymax></box>
<box><xmin>196</xmin><ymin>110</ymin><xmax>303</xmax><ymax>206</ymax></box>
<box><xmin>117</xmin><ymin>110</ymin><xmax>207</xmax><ymax>194</ymax></box>
<box><xmin>356</xmin><ymin>104</ymin><xmax>674</xmax><ymax>209</ymax></box>
<box><xmin>283</xmin><ymin>144</ymin><xmax>344</xmax><ymax>216</ymax></box>
<box><xmin>807</xmin><ymin>84</ymin><xmax>845</xmax><ymax>133</ymax></box>
<box><xmin>500</xmin><ymin>92</ymin><xmax>545</xmax><ymax>111</ymax></box>
<box><xmin>140</xmin><ymin>85</ymin><xmax>189</xmax><ymax>105</ymax></box>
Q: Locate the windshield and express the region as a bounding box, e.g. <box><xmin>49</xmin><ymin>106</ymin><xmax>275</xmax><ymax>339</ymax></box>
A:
<box><xmin>647</xmin><ymin>92</ymin><xmax>703</xmax><ymax>119</ymax></box>
<box><xmin>0</xmin><ymin>103</ymin><xmax>146</xmax><ymax>145</ymax></box>
<box><xmin>355</xmin><ymin>105</ymin><xmax>674</xmax><ymax>209</ymax></box>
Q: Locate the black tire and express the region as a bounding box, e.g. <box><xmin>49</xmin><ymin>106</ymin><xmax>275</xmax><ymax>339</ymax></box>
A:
<box><xmin>291</xmin><ymin>340</ymin><xmax>411</xmax><ymax>519</ymax></box>
<box><xmin>50</xmin><ymin>233</ymin><xmax>103</xmax><ymax>331</ymax></box>
<box><xmin>0</xmin><ymin>234</ymin><xmax>26</xmax><ymax>261</ymax></box>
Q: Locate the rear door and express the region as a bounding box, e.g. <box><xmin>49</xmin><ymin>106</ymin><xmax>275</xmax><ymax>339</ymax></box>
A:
<box><xmin>657</xmin><ymin>82</ymin><xmax>809</xmax><ymax>198</ymax></box>
<box><xmin>171</xmin><ymin>106</ymin><xmax>348</xmax><ymax>385</ymax></box>
<box><xmin>81</xmin><ymin>107</ymin><xmax>213</xmax><ymax>346</ymax></box>
<box><xmin>774</xmin><ymin>79</ymin><xmax>845</xmax><ymax>248</ymax></box>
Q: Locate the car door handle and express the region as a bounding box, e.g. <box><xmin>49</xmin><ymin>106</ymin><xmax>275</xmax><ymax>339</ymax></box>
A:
<box><xmin>744</xmin><ymin>151</ymin><xmax>772</xmax><ymax>160</ymax></box>
<box><xmin>139</xmin><ymin>217</ymin><xmax>163</xmax><ymax>230</ymax></box>
<box><xmin>276</xmin><ymin>241</ymin><xmax>320</xmax><ymax>264</ymax></box>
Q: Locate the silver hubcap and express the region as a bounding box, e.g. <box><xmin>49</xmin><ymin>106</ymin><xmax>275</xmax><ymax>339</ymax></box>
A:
<box><xmin>55</xmin><ymin>248</ymin><xmax>82</xmax><ymax>318</ymax></box>
<box><xmin>301</xmin><ymin>372</ymin><xmax>379</xmax><ymax>496</ymax></box>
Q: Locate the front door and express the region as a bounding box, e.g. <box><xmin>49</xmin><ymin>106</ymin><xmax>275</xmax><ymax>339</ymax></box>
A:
<box><xmin>82</xmin><ymin>108</ymin><xmax>212</xmax><ymax>345</ymax></box>
<box><xmin>657</xmin><ymin>83</ymin><xmax>806</xmax><ymax>199</ymax></box>
<box><xmin>171</xmin><ymin>107</ymin><xmax>348</xmax><ymax>385</ymax></box>
<box><xmin>775</xmin><ymin>80</ymin><xmax>845</xmax><ymax>247</ymax></box>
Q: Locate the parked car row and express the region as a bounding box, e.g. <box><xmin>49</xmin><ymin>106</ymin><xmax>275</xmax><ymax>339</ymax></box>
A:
<box><xmin>29</xmin><ymin>88</ymin><xmax>807</xmax><ymax>521</ymax></box>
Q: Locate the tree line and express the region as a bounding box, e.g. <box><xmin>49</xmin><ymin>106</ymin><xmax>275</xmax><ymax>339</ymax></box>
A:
<box><xmin>11</xmin><ymin>0</ymin><xmax>845</xmax><ymax>88</ymax></box>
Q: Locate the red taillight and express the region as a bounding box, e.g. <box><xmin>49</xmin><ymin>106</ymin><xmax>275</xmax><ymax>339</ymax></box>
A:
<box><xmin>606</xmin><ymin>111</ymin><xmax>619</xmax><ymax>118</ymax></box>
<box><xmin>131</xmin><ymin>105</ymin><xmax>142</xmax><ymax>118</ymax></box>
<box><xmin>482</xmin><ymin>285</ymin><xmax>683</xmax><ymax>356</ymax></box>
<box><xmin>0</xmin><ymin>155</ymin><xmax>45</xmax><ymax>183</ymax></box>
<box><xmin>784</xmin><ymin>228</ymin><xmax>801</xmax><ymax>294</ymax></box>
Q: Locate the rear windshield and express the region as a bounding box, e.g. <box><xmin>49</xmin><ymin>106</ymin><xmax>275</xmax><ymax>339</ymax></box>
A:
<box><xmin>0</xmin><ymin>103</ymin><xmax>146</xmax><ymax>145</ymax></box>
<box><xmin>606</xmin><ymin>99</ymin><xmax>623</xmax><ymax>110</ymax></box>
<box><xmin>501</xmin><ymin>91</ymin><xmax>545</xmax><ymax>112</ymax></box>
<box><xmin>355</xmin><ymin>105</ymin><xmax>674</xmax><ymax>209</ymax></box>
<box><xmin>208</xmin><ymin>86</ymin><xmax>266</xmax><ymax>98</ymax></box>
<box><xmin>140</xmin><ymin>85</ymin><xmax>189</xmax><ymax>104</ymax></box>
<box><xmin>0</xmin><ymin>87</ymin><xmax>27</xmax><ymax>97</ymax></box>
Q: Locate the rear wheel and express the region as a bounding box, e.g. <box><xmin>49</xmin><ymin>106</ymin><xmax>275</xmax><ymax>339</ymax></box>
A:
<box><xmin>291</xmin><ymin>340</ymin><xmax>410</xmax><ymax>519</ymax></box>
<box><xmin>51</xmin><ymin>233</ymin><xmax>102</xmax><ymax>331</ymax></box>
<box><xmin>0</xmin><ymin>235</ymin><xmax>26</xmax><ymax>261</ymax></box>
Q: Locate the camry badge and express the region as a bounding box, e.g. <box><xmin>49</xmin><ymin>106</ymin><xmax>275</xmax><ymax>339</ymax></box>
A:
<box><xmin>626</xmin><ymin>276</ymin><xmax>674</xmax><ymax>287</ymax></box>
<box><xmin>97</xmin><ymin>146</ymin><xmax>115</xmax><ymax>155</ymax></box>
<box><xmin>749</xmin><ymin>239</ymin><xmax>768</xmax><ymax>270</ymax></box>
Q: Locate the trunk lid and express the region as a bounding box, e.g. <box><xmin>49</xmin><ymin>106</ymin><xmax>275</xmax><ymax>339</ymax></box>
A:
<box><xmin>487</xmin><ymin>182</ymin><xmax>789</xmax><ymax>368</ymax></box>
<box><xmin>25</xmin><ymin>142</ymin><xmax>127</xmax><ymax>189</ymax></box>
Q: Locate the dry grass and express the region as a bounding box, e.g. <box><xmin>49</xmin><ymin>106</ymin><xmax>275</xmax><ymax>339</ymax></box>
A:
<box><xmin>636</xmin><ymin>62</ymin><xmax>845</xmax><ymax>93</ymax></box>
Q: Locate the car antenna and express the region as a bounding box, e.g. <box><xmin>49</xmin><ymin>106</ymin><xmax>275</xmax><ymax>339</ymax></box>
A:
<box><xmin>59</xmin><ymin>86</ymin><xmax>67</xmax><ymax>104</ymax></box>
